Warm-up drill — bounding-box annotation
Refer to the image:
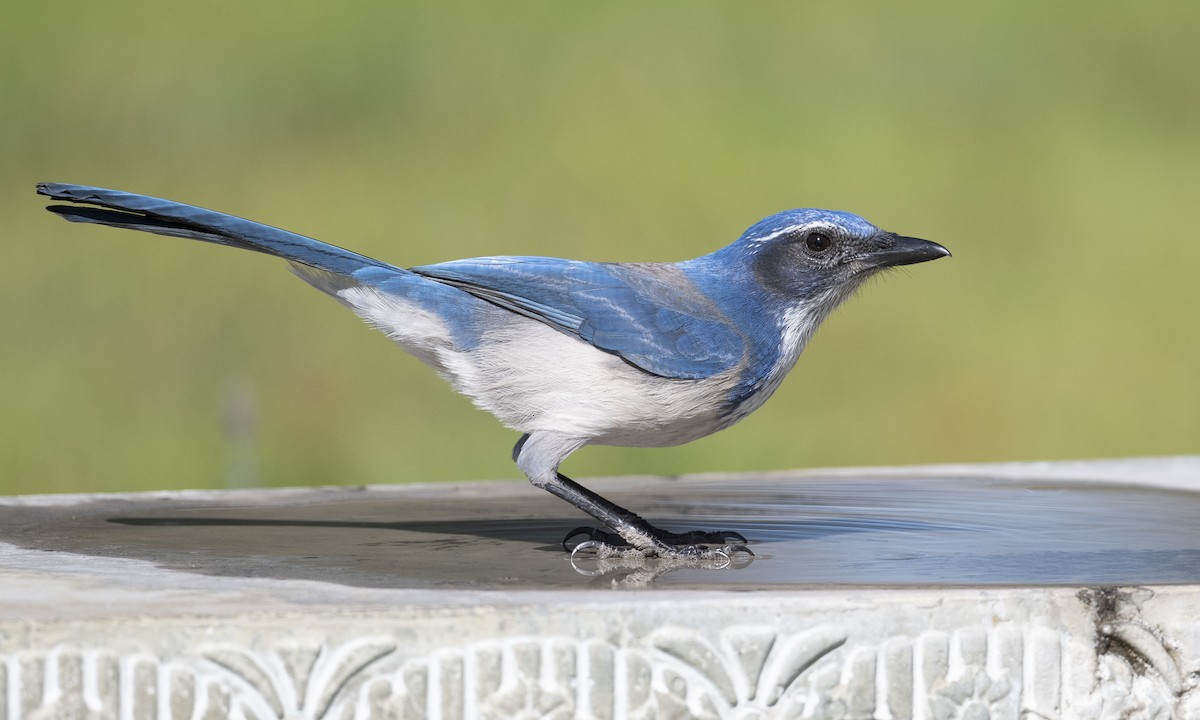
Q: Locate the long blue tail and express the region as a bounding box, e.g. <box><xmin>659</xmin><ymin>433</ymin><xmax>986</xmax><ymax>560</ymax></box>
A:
<box><xmin>37</xmin><ymin>183</ymin><xmax>395</xmax><ymax>277</ymax></box>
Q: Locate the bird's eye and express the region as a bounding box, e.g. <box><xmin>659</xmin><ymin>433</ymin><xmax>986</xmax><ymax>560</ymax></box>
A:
<box><xmin>805</xmin><ymin>232</ymin><xmax>832</xmax><ymax>253</ymax></box>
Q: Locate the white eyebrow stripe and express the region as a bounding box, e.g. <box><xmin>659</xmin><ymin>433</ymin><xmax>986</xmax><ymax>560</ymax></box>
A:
<box><xmin>746</xmin><ymin>222</ymin><xmax>841</xmax><ymax>247</ymax></box>
<box><xmin>746</xmin><ymin>225</ymin><xmax>804</xmax><ymax>246</ymax></box>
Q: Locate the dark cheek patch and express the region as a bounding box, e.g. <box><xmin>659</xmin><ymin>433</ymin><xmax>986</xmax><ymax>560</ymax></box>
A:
<box><xmin>753</xmin><ymin>243</ymin><xmax>828</xmax><ymax>299</ymax></box>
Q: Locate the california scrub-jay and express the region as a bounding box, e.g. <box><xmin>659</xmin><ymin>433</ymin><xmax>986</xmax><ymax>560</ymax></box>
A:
<box><xmin>38</xmin><ymin>182</ymin><xmax>949</xmax><ymax>558</ymax></box>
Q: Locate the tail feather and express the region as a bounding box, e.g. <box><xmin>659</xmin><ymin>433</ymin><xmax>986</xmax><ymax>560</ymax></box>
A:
<box><xmin>37</xmin><ymin>182</ymin><xmax>491</xmax><ymax>371</ymax></box>
<box><xmin>37</xmin><ymin>183</ymin><xmax>394</xmax><ymax>278</ymax></box>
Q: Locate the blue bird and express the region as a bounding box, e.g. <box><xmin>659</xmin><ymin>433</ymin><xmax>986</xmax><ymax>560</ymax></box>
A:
<box><xmin>37</xmin><ymin>182</ymin><xmax>949</xmax><ymax>558</ymax></box>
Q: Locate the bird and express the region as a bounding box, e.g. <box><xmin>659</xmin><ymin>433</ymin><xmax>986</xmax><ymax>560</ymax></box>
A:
<box><xmin>37</xmin><ymin>182</ymin><xmax>949</xmax><ymax>559</ymax></box>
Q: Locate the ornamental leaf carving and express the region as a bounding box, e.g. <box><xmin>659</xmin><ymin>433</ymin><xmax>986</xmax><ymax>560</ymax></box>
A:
<box><xmin>199</xmin><ymin>638</ymin><xmax>395</xmax><ymax>719</ymax></box>
<box><xmin>647</xmin><ymin>624</ymin><xmax>847</xmax><ymax>715</ymax></box>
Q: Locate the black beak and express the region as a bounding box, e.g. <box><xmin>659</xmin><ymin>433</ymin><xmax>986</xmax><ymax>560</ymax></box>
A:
<box><xmin>864</xmin><ymin>234</ymin><xmax>951</xmax><ymax>268</ymax></box>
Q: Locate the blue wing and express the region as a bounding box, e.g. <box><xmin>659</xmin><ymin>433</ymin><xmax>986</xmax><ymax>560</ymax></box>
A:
<box><xmin>412</xmin><ymin>257</ymin><xmax>745</xmax><ymax>379</ymax></box>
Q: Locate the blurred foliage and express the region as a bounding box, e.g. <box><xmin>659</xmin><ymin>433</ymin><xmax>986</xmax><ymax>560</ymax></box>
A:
<box><xmin>2</xmin><ymin>1</ymin><xmax>1197</xmax><ymax>495</ymax></box>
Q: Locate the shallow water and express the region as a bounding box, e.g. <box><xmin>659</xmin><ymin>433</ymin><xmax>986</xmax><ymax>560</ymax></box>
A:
<box><xmin>3</xmin><ymin>475</ymin><xmax>1198</xmax><ymax>589</ymax></box>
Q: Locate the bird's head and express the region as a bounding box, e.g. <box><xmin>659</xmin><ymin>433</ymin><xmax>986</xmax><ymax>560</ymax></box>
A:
<box><xmin>717</xmin><ymin>209</ymin><xmax>950</xmax><ymax>304</ymax></box>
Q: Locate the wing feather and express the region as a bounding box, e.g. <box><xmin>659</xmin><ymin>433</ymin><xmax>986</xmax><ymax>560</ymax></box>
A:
<box><xmin>413</xmin><ymin>257</ymin><xmax>744</xmax><ymax>379</ymax></box>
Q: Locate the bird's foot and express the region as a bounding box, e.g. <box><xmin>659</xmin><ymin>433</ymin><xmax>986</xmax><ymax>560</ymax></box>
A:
<box><xmin>562</xmin><ymin>525</ymin><xmax>752</xmax><ymax>561</ymax></box>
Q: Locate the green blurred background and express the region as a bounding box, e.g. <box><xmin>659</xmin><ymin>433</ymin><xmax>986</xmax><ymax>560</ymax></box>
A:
<box><xmin>2</xmin><ymin>1</ymin><xmax>1197</xmax><ymax>496</ymax></box>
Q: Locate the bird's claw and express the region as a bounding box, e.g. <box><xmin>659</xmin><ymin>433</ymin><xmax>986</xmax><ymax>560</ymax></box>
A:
<box><xmin>563</xmin><ymin>526</ymin><xmax>628</xmax><ymax>552</ymax></box>
<box><xmin>562</xmin><ymin>525</ymin><xmax>752</xmax><ymax>561</ymax></box>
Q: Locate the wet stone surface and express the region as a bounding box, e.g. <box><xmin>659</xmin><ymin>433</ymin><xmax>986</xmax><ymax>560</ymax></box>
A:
<box><xmin>2</xmin><ymin>463</ymin><xmax>1199</xmax><ymax>591</ymax></box>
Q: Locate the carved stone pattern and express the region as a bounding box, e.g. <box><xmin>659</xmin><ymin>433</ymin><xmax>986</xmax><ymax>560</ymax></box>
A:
<box><xmin>2</xmin><ymin>621</ymin><xmax>1198</xmax><ymax>719</ymax></box>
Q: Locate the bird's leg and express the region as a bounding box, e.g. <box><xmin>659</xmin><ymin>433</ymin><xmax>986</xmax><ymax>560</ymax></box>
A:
<box><xmin>548</xmin><ymin>473</ymin><xmax>748</xmax><ymax>553</ymax></box>
<box><xmin>514</xmin><ymin>432</ymin><xmax>749</xmax><ymax>558</ymax></box>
